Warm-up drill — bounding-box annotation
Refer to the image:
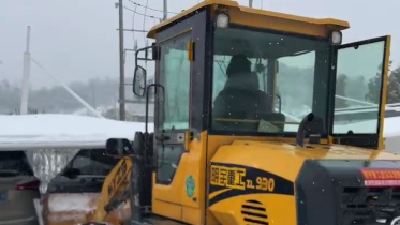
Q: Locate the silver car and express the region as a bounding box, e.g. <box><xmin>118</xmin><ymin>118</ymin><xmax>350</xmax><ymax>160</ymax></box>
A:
<box><xmin>0</xmin><ymin>151</ymin><xmax>40</xmax><ymax>225</ymax></box>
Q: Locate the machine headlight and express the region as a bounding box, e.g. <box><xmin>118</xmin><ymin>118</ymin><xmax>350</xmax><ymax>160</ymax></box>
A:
<box><xmin>216</xmin><ymin>13</ymin><xmax>229</xmax><ymax>28</ymax></box>
<box><xmin>330</xmin><ymin>30</ymin><xmax>342</xmax><ymax>45</ymax></box>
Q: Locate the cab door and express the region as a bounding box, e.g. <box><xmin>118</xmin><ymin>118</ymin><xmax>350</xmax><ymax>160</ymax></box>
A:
<box><xmin>331</xmin><ymin>36</ymin><xmax>391</xmax><ymax>149</ymax></box>
<box><xmin>151</xmin><ymin>31</ymin><xmax>193</xmax><ymax>221</ymax></box>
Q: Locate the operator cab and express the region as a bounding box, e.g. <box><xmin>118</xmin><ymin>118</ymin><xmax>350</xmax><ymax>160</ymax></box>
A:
<box><xmin>132</xmin><ymin>0</ymin><xmax>390</xmax><ymax>150</ymax></box>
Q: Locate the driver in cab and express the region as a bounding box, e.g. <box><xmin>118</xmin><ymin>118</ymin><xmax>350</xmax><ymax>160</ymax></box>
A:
<box><xmin>212</xmin><ymin>55</ymin><xmax>279</xmax><ymax>132</ymax></box>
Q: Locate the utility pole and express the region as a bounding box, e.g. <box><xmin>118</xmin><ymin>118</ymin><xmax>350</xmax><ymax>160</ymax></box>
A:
<box><xmin>163</xmin><ymin>0</ymin><xmax>167</xmax><ymax>21</ymax></box>
<box><xmin>20</xmin><ymin>26</ymin><xmax>31</xmax><ymax>115</ymax></box>
<box><xmin>118</xmin><ymin>0</ymin><xmax>125</xmax><ymax>121</ymax></box>
<box><xmin>249</xmin><ymin>0</ymin><xmax>253</xmax><ymax>8</ymax></box>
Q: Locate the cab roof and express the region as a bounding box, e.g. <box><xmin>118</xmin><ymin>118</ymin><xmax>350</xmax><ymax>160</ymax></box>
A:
<box><xmin>147</xmin><ymin>0</ymin><xmax>350</xmax><ymax>39</ymax></box>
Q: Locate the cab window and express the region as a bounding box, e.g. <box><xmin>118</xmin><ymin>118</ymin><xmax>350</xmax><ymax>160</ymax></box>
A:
<box><xmin>159</xmin><ymin>32</ymin><xmax>192</xmax><ymax>130</ymax></box>
<box><xmin>333</xmin><ymin>40</ymin><xmax>386</xmax><ymax>134</ymax></box>
<box><xmin>211</xmin><ymin>27</ymin><xmax>329</xmax><ymax>134</ymax></box>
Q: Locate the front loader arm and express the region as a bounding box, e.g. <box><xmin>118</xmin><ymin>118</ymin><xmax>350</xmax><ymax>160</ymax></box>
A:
<box><xmin>91</xmin><ymin>158</ymin><xmax>133</xmax><ymax>222</ymax></box>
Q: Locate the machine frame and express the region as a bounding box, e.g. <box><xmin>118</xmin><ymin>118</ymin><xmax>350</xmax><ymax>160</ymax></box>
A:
<box><xmin>87</xmin><ymin>1</ymin><xmax>393</xmax><ymax>225</ymax></box>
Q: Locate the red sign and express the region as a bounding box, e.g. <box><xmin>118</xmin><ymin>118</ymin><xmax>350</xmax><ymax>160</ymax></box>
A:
<box><xmin>361</xmin><ymin>169</ymin><xmax>400</xmax><ymax>186</ymax></box>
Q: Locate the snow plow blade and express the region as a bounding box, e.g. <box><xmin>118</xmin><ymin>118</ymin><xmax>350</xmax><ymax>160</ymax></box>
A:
<box><xmin>43</xmin><ymin>193</ymin><xmax>99</xmax><ymax>225</ymax></box>
<box><xmin>43</xmin><ymin>158</ymin><xmax>133</xmax><ymax>225</ymax></box>
<box><xmin>43</xmin><ymin>193</ymin><xmax>131</xmax><ymax>225</ymax></box>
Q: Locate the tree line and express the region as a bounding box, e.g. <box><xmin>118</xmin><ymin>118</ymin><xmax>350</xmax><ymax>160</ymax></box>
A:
<box><xmin>0</xmin><ymin>77</ymin><xmax>122</xmax><ymax>114</ymax></box>
<box><xmin>336</xmin><ymin>62</ymin><xmax>400</xmax><ymax>108</ymax></box>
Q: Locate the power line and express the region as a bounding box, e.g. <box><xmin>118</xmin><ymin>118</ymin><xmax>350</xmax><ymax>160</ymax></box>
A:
<box><xmin>30</xmin><ymin>57</ymin><xmax>103</xmax><ymax>118</ymax></box>
<box><xmin>127</xmin><ymin>0</ymin><xmax>179</xmax><ymax>15</ymax></box>
<box><xmin>123</xmin><ymin>6</ymin><xmax>162</xmax><ymax>19</ymax></box>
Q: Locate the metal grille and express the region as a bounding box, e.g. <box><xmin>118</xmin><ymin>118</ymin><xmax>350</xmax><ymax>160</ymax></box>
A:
<box><xmin>340</xmin><ymin>187</ymin><xmax>400</xmax><ymax>225</ymax></box>
<box><xmin>241</xmin><ymin>199</ymin><xmax>269</xmax><ymax>225</ymax></box>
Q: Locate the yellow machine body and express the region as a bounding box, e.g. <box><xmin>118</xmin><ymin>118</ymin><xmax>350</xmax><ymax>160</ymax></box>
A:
<box><xmin>208</xmin><ymin>138</ymin><xmax>400</xmax><ymax>225</ymax></box>
<box><xmin>83</xmin><ymin>1</ymin><xmax>398</xmax><ymax>225</ymax></box>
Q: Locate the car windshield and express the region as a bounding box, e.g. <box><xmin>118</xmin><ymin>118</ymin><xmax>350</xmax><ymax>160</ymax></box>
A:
<box><xmin>0</xmin><ymin>151</ymin><xmax>34</xmax><ymax>176</ymax></box>
<box><xmin>211</xmin><ymin>27</ymin><xmax>330</xmax><ymax>135</ymax></box>
<box><xmin>62</xmin><ymin>149</ymin><xmax>119</xmax><ymax>177</ymax></box>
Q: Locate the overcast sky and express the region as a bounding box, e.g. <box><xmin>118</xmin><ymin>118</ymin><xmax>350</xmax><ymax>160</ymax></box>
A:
<box><xmin>0</xmin><ymin>0</ymin><xmax>399</xmax><ymax>89</ymax></box>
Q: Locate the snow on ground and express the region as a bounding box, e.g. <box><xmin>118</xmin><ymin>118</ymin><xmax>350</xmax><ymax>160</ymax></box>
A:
<box><xmin>0</xmin><ymin>114</ymin><xmax>154</xmax><ymax>150</ymax></box>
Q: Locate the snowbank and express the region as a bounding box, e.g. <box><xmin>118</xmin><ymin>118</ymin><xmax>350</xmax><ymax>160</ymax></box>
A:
<box><xmin>0</xmin><ymin>114</ymin><xmax>153</xmax><ymax>151</ymax></box>
<box><xmin>2</xmin><ymin>114</ymin><xmax>400</xmax><ymax>151</ymax></box>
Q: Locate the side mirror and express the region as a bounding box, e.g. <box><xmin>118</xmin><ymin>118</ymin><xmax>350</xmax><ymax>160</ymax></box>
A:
<box><xmin>133</xmin><ymin>66</ymin><xmax>147</xmax><ymax>96</ymax></box>
<box><xmin>105</xmin><ymin>138</ymin><xmax>134</xmax><ymax>156</ymax></box>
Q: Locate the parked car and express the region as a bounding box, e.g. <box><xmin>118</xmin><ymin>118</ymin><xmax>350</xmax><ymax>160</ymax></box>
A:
<box><xmin>0</xmin><ymin>151</ymin><xmax>41</xmax><ymax>225</ymax></box>
<box><xmin>42</xmin><ymin>149</ymin><xmax>122</xmax><ymax>225</ymax></box>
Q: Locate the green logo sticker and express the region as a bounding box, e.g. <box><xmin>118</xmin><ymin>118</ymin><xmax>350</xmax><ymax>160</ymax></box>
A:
<box><xmin>186</xmin><ymin>175</ymin><xmax>195</xmax><ymax>197</ymax></box>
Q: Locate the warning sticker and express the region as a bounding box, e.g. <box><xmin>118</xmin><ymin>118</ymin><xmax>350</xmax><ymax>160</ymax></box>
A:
<box><xmin>361</xmin><ymin>169</ymin><xmax>400</xmax><ymax>186</ymax></box>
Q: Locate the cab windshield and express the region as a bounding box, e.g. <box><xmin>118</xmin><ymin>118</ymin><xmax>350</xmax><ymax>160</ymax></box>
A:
<box><xmin>211</xmin><ymin>27</ymin><xmax>330</xmax><ymax>135</ymax></box>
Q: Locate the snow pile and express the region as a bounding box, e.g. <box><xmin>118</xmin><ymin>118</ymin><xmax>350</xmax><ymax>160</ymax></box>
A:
<box><xmin>0</xmin><ymin>114</ymin><xmax>154</xmax><ymax>150</ymax></box>
<box><xmin>47</xmin><ymin>193</ymin><xmax>100</xmax><ymax>212</ymax></box>
<box><xmin>45</xmin><ymin>193</ymin><xmax>130</xmax><ymax>222</ymax></box>
<box><xmin>45</xmin><ymin>193</ymin><xmax>105</xmax><ymax>223</ymax></box>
